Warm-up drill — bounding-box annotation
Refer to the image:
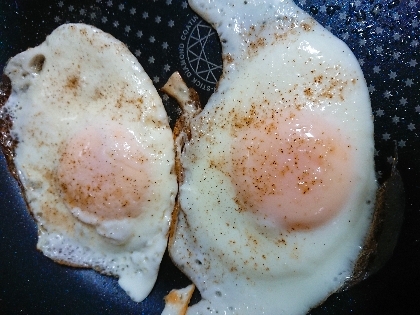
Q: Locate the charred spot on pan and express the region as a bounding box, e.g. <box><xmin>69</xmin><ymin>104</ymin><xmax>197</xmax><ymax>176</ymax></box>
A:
<box><xmin>344</xmin><ymin>149</ymin><xmax>405</xmax><ymax>290</ymax></box>
<box><xmin>0</xmin><ymin>74</ymin><xmax>11</xmax><ymax>105</ymax></box>
<box><xmin>0</xmin><ymin>74</ymin><xmax>24</xmax><ymax>194</ymax></box>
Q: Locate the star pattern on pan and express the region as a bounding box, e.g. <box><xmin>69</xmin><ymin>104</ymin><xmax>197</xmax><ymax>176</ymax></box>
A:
<box><xmin>51</xmin><ymin>0</ymin><xmax>186</xmax><ymax>86</ymax></box>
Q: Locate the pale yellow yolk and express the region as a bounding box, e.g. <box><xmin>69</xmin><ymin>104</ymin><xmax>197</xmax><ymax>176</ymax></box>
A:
<box><xmin>232</xmin><ymin>114</ymin><xmax>354</xmax><ymax>230</ymax></box>
<box><xmin>57</xmin><ymin>125</ymin><xmax>151</xmax><ymax>221</ymax></box>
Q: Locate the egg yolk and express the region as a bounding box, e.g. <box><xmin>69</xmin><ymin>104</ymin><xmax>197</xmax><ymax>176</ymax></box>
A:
<box><xmin>57</xmin><ymin>125</ymin><xmax>151</xmax><ymax>221</ymax></box>
<box><xmin>231</xmin><ymin>113</ymin><xmax>354</xmax><ymax>230</ymax></box>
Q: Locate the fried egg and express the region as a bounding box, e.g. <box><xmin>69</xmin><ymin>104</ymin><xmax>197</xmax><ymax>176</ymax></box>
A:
<box><xmin>167</xmin><ymin>0</ymin><xmax>377</xmax><ymax>314</ymax></box>
<box><xmin>1</xmin><ymin>23</ymin><xmax>177</xmax><ymax>302</ymax></box>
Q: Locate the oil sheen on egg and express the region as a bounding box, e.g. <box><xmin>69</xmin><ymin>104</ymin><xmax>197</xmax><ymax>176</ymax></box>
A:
<box><xmin>168</xmin><ymin>0</ymin><xmax>377</xmax><ymax>314</ymax></box>
<box><xmin>2</xmin><ymin>24</ymin><xmax>177</xmax><ymax>302</ymax></box>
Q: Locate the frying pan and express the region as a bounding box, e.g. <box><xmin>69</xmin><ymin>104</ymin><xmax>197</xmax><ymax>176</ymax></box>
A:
<box><xmin>0</xmin><ymin>0</ymin><xmax>419</xmax><ymax>314</ymax></box>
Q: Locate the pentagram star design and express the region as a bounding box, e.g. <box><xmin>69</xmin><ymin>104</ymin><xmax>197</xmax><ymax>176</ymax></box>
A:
<box><xmin>186</xmin><ymin>21</ymin><xmax>222</xmax><ymax>84</ymax></box>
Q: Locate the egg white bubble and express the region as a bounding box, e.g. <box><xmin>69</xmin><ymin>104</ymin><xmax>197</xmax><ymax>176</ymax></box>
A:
<box><xmin>169</xmin><ymin>0</ymin><xmax>377</xmax><ymax>314</ymax></box>
<box><xmin>3</xmin><ymin>23</ymin><xmax>177</xmax><ymax>302</ymax></box>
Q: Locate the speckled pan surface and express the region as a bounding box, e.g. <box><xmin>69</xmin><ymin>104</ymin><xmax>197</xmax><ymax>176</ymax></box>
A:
<box><xmin>0</xmin><ymin>0</ymin><xmax>419</xmax><ymax>314</ymax></box>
